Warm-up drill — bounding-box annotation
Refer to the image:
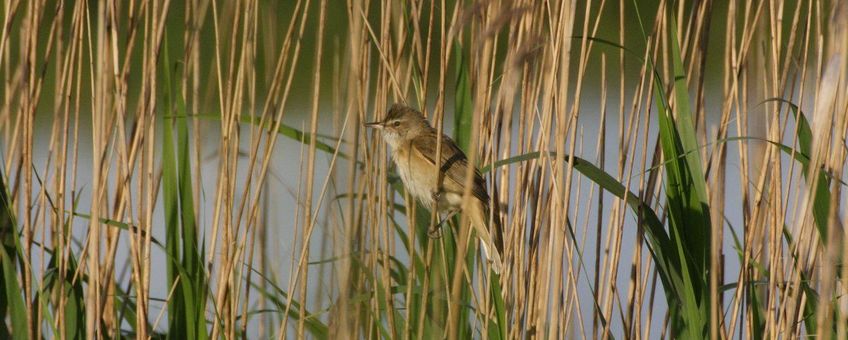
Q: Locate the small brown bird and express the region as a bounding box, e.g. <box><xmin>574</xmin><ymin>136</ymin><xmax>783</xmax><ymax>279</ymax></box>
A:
<box><xmin>365</xmin><ymin>104</ymin><xmax>504</xmax><ymax>274</ymax></box>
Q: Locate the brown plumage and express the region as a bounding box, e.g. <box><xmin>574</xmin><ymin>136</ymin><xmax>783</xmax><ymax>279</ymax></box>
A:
<box><xmin>365</xmin><ymin>104</ymin><xmax>504</xmax><ymax>273</ymax></box>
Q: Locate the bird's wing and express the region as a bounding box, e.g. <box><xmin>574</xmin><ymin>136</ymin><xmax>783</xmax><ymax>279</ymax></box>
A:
<box><xmin>410</xmin><ymin>132</ymin><xmax>490</xmax><ymax>203</ymax></box>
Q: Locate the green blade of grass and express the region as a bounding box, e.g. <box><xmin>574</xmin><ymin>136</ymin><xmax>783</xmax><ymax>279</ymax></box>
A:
<box><xmin>161</xmin><ymin>40</ymin><xmax>208</xmax><ymax>340</ymax></box>
<box><xmin>760</xmin><ymin>98</ymin><xmax>835</xmax><ymax>242</ymax></box>
<box><xmin>41</xmin><ymin>251</ymin><xmax>86</xmax><ymax>340</ymax></box>
<box><xmin>454</xmin><ymin>41</ymin><xmax>473</xmax><ymax>153</ymax></box>
<box><xmin>646</xmin><ymin>15</ymin><xmax>711</xmax><ymax>338</ymax></box>
<box><xmin>175</xmin><ymin>73</ymin><xmax>209</xmax><ymax>340</ymax></box>
<box><xmin>0</xmin><ymin>245</ymin><xmax>26</xmax><ymax>339</ymax></box>
<box><xmin>0</xmin><ymin>168</ymin><xmax>25</xmax><ymax>339</ymax></box>
<box><xmin>489</xmin><ymin>278</ymin><xmax>507</xmax><ymax>340</ymax></box>
<box><xmin>621</xmin><ymin>5</ymin><xmax>714</xmax><ymax>334</ymax></box>
<box><xmin>246</xmin><ymin>266</ymin><xmax>336</xmax><ymax>338</ymax></box>
<box><xmin>163</xmin><ymin>91</ymin><xmax>187</xmax><ymax>340</ymax></box>
<box><xmin>173</xmin><ymin>113</ymin><xmax>350</xmax><ymax>161</ymax></box>
<box><xmin>479</xmin><ymin>150</ymin><xmax>686</xmax><ymax>317</ymax></box>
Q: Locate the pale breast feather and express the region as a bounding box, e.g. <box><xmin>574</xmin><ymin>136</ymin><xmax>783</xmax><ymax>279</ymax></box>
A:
<box><xmin>392</xmin><ymin>144</ymin><xmax>437</xmax><ymax>209</ymax></box>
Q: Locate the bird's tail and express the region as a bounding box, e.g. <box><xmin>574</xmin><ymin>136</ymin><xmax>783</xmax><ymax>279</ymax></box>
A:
<box><xmin>469</xmin><ymin>200</ymin><xmax>504</xmax><ymax>274</ymax></box>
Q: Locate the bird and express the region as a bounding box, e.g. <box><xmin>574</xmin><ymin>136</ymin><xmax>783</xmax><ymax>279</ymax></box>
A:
<box><xmin>365</xmin><ymin>103</ymin><xmax>504</xmax><ymax>274</ymax></box>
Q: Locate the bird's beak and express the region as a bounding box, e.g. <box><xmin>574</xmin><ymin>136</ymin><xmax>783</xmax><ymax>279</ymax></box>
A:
<box><xmin>363</xmin><ymin>121</ymin><xmax>384</xmax><ymax>129</ymax></box>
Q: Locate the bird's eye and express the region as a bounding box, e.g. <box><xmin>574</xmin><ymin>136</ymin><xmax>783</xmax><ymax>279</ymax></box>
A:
<box><xmin>393</xmin><ymin>121</ymin><xmax>400</xmax><ymax>127</ymax></box>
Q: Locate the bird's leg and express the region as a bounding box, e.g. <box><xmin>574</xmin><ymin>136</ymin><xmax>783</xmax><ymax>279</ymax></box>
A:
<box><xmin>427</xmin><ymin>190</ymin><xmax>445</xmax><ymax>238</ymax></box>
<box><xmin>428</xmin><ymin>208</ymin><xmax>459</xmax><ymax>239</ymax></box>
<box><xmin>427</xmin><ymin>225</ymin><xmax>442</xmax><ymax>238</ymax></box>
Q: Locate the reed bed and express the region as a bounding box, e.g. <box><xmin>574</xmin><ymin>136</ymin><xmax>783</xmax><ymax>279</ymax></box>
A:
<box><xmin>0</xmin><ymin>0</ymin><xmax>846</xmax><ymax>338</ymax></box>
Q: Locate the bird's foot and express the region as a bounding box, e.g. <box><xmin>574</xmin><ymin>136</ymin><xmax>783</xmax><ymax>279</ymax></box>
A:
<box><xmin>427</xmin><ymin>225</ymin><xmax>443</xmax><ymax>239</ymax></box>
<box><xmin>431</xmin><ymin>190</ymin><xmax>443</xmax><ymax>203</ymax></box>
<box><xmin>428</xmin><ymin>209</ymin><xmax>460</xmax><ymax>239</ymax></box>
<box><xmin>440</xmin><ymin>209</ymin><xmax>459</xmax><ymax>224</ymax></box>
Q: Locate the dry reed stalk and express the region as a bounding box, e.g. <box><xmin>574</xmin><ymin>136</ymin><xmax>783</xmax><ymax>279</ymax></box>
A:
<box><xmin>0</xmin><ymin>1</ymin><xmax>846</xmax><ymax>339</ymax></box>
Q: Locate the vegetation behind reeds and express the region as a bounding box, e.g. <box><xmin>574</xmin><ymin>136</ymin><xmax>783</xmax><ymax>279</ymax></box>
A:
<box><xmin>1</xmin><ymin>0</ymin><xmax>847</xmax><ymax>338</ymax></box>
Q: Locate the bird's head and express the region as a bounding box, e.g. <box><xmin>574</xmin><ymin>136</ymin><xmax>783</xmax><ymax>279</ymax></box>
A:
<box><xmin>364</xmin><ymin>104</ymin><xmax>431</xmax><ymax>148</ymax></box>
